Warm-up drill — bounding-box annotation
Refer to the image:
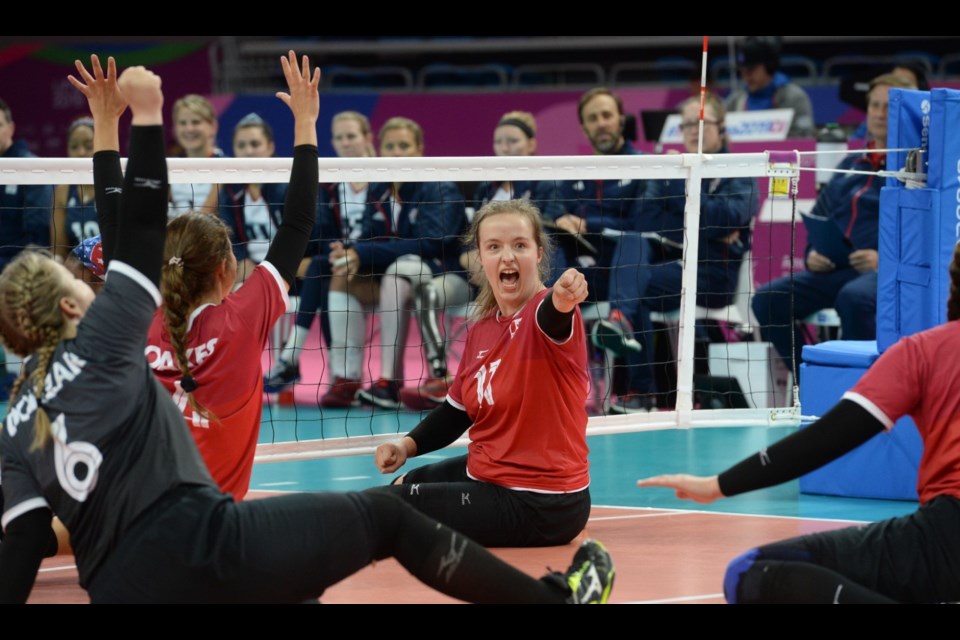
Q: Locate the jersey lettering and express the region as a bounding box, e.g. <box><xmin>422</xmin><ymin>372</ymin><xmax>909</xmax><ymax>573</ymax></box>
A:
<box><xmin>5</xmin><ymin>392</ymin><xmax>38</xmax><ymax>437</ymax></box>
<box><xmin>145</xmin><ymin>337</ymin><xmax>218</xmax><ymax>372</ymax></box>
<box><xmin>173</xmin><ymin>379</ymin><xmax>211</xmax><ymax>429</ymax></box>
<box><xmin>43</xmin><ymin>352</ymin><xmax>87</xmax><ymax>402</ymax></box>
<box><xmin>4</xmin><ymin>353</ymin><xmax>86</xmax><ymax>436</ymax></box>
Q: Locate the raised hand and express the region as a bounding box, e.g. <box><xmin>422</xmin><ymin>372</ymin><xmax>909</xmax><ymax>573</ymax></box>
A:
<box><xmin>67</xmin><ymin>54</ymin><xmax>128</xmax><ymax>121</ymax></box>
<box><xmin>276</xmin><ymin>50</ymin><xmax>320</xmax><ymax>148</ymax></box>
<box><xmin>636</xmin><ymin>474</ymin><xmax>723</xmax><ymax>504</ymax></box>
<box><xmin>117</xmin><ymin>66</ymin><xmax>163</xmax><ymax>126</ymax></box>
<box><xmin>552</xmin><ymin>268</ymin><xmax>588</xmax><ymax>313</ymax></box>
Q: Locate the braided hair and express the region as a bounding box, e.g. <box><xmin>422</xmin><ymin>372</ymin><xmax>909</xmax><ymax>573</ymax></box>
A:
<box><xmin>160</xmin><ymin>213</ymin><xmax>233</xmax><ymax>422</ymax></box>
<box><xmin>0</xmin><ymin>252</ymin><xmax>74</xmax><ymax>449</ymax></box>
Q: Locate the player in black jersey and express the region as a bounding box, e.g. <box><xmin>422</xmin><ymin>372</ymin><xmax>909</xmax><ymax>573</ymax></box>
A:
<box><xmin>0</xmin><ymin>53</ymin><xmax>613</xmax><ymax>604</ymax></box>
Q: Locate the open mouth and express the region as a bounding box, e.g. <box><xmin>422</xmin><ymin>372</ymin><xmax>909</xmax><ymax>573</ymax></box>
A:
<box><xmin>499</xmin><ymin>269</ymin><xmax>519</xmax><ymax>289</ymax></box>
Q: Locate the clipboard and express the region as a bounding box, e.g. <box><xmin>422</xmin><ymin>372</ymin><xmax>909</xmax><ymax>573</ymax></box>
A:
<box><xmin>801</xmin><ymin>212</ymin><xmax>853</xmax><ymax>268</ymax></box>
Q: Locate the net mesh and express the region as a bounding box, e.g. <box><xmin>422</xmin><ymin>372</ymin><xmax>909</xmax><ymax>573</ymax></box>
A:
<box><xmin>0</xmin><ymin>152</ymin><xmax>806</xmax><ymax>461</ymax></box>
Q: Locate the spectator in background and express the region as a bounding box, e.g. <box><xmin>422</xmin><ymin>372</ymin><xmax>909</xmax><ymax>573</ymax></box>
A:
<box><xmin>397</xmin><ymin>110</ymin><xmax>568</xmax><ymax>410</ymax></box>
<box><xmin>751</xmin><ymin>74</ymin><xmax>915</xmax><ymax>376</ymax></box>
<box><xmin>849</xmin><ymin>64</ymin><xmax>922</xmax><ymax>142</ymax></box>
<box><xmin>265</xmin><ymin>111</ymin><xmax>377</xmax><ymax>394</ymax></box>
<box><xmin>556</xmin><ymin>88</ymin><xmax>645</xmax><ymax>303</ymax></box>
<box><xmin>892</xmin><ymin>62</ymin><xmax>930</xmax><ymax>91</ymax></box>
<box><xmin>345</xmin><ymin>117</ymin><xmax>468</xmax><ymax>410</ymax></box>
<box><xmin>726</xmin><ymin>36</ymin><xmax>815</xmax><ymax>138</ymax></box>
<box><xmin>594</xmin><ymin>94</ymin><xmax>757</xmax><ymax>413</ymax></box>
<box><xmin>0</xmin><ymin>97</ymin><xmax>53</xmax><ymax>401</ymax></box>
<box><xmin>169</xmin><ymin>94</ymin><xmax>222</xmax><ymax>216</ymax></box>
<box><xmin>51</xmin><ymin>117</ymin><xmax>98</xmax><ymax>262</ymax></box>
<box><xmin>218</xmin><ymin>113</ymin><xmax>285</xmax><ymax>285</ymax></box>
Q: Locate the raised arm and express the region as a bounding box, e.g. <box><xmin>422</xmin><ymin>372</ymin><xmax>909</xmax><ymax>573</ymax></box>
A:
<box><xmin>262</xmin><ymin>51</ymin><xmax>320</xmax><ymax>288</ymax></box>
<box><xmin>68</xmin><ymin>54</ymin><xmax>127</xmax><ymax>266</ymax></box>
<box><xmin>112</xmin><ymin>66</ymin><xmax>167</xmax><ymax>287</ymax></box>
<box><xmin>637</xmin><ymin>400</ymin><xmax>885</xmax><ymax>503</ymax></box>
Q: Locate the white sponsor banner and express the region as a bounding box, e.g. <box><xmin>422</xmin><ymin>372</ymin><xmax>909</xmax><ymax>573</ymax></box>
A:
<box><xmin>660</xmin><ymin>109</ymin><xmax>795</xmax><ymax>144</ymax></box>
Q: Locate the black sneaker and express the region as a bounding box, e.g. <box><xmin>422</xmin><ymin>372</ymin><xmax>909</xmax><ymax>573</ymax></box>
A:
<box><xmin>357</xmin><ymin>378</ymin><xmax>402</xmax><ymax>409</ymax></box>
<box><xmin>591</xmin><ymin>312</ymin><xmax>641</xmax><ymax>356</ymax></box>
<box><xmin>554</xmin><ymin>539</ymin><xmax>615</xmax><ymax>604</ymax></box>
<box><xmin>263</xmin><ymin>359</ymin><xmax>301</xmax><ymax>393</ymax></box>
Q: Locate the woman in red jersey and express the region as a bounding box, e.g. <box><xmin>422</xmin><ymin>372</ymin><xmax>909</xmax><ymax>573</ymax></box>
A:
<box><xmin>81</xmin><ymin>51</ymin><xmax>314</xmax><ymax>500</ymax></box>
<box><xmin>376</xmin><ymin>199</ymin><xmax>592</xmax><ymax>547</ymax></box>
<box><xmin>640</xmin><ymin>246</ymin><xmax>960</xmax><ymax>603</ymax></box>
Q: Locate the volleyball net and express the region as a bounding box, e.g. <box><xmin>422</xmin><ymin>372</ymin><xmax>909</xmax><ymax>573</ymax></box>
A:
<box><xmin>1</xmin><ymin>151</ymin><xmax>816</xmax><ymax>461</ymax></box>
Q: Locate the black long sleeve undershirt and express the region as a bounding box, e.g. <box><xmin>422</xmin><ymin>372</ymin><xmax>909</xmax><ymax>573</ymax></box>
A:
<box><xmin>718</xmin><ymin>399</ymin><xmax>886</xmax><ymax>497</ymax></box>
<box><xmin>93</xmin><ymin>150</ymin><xmax>124</xmax><ymax>267</ymax></box>
<box><xmin>407</xmin><ymin>400</ymin><xmax>474</xmax><ymax>456</ymax></box>
<box><xmin>113</xmin><ymin>126</ymin><xmax>169</xmax><ymax>287</ymax></box>
<box><xmin>263</xmin><ymin>144</ymin><xmax>319</xmax><ymax>286</ymax></box>
<box><xmin>0</xmin><ymin>508</ymin><xmax>54</xmax><ymax>604</ymax></box>
<box><xmin>536</xmin><ymin>289</ymin><xmax>576</xmax><ymax>341</ymax></box>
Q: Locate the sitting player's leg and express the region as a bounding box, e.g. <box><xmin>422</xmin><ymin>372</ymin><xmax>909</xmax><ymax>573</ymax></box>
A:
<box><xmin>725</xmin><ymin>499</ymin><xmax>960</xmax><ymax>603</ymax></box>
<box><xmin>198</xmin><ymin>489</ymin><xmax>613</xmax><ymax>603</ymax></box>
<box><xmin>360</xmin><ymin>489</ymin><xmax>613</xmax><ymax>603</ymax></box>
<box><xmin>725</xmin><ymin>545</ymin><xmax>895</xmax><ymax>604</ymax></box>
<box><xmin>375</xmin><ymin>460</ymin><xmax>590</xmax><ymax>548</ymax></box>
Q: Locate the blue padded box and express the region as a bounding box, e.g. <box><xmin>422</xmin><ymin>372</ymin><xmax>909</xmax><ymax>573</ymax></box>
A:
<box><xmin>798</xmin><ymin>340</ymin><xmax>921</xmax><ymax>501</ymax></box>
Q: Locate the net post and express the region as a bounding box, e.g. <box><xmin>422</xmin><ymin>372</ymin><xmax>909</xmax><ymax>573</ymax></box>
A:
<box><xmin>675</xmin><ymin>153</ymin><xmax>704</xmax><ymax>425</ymax></box>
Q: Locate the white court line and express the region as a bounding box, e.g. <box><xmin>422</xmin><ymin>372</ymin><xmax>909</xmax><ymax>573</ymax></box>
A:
<box><xmin>333</xmin><ymin>475</ymin><xmax>371</xmax><ymax>481</ymax></box>
<box><xmin>625</xmin><ymin>592</ymin><xmax>724</xmax><ymax>605</ymax></box>
<box><xmin>593</xmin><ymin>504</ymin><xmax>871</xmax><ymax>525</ymax></box>
<box><xmin>589</xmin><ymin>512</ymin><xmax>698</xmax><ymax>522</ymax></box>
<box><xmin>39</xmin><ymin>565</ymin><xmax>77</xmax><ymax>573</ymax></box>
<box><xmin>260</xmin><ymin>481</ymin><xmax>298</xmax><ymax>487</ymax></box>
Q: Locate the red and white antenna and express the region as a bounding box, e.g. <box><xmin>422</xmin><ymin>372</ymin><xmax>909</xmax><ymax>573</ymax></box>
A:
<box><xmin>698</xmin><ymin>36</ymin><xmax>709</xmax><ymax>155</ymax></box>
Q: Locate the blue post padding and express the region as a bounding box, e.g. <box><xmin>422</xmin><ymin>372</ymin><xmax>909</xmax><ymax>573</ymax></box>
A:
<box><xmin>885</xmin><ymin>89</ymin><xmax>930</xmax><ymax>189</ymax></box>
<box><xmin>927</xmin><ymin>89</ymin><xmax>960</xmax><ymax>332</ymax></box>
<box><xmin>877</xmin><ymin>188</ymin><xmax>940</xmax><ymax>351</ymax></box>
<box><xmin>876</xmin><ymin>88</ymin><xmax>960</xmax><ymax>352</ymax></box>
<box><xmin>724</xmin><ymin>548</ymin><xmax>759</xmax><ymax>605</ymax></box>
<box><xmin>799</xmin><ymin>355</ymin><xmax>921</xmax><ymax>501</ymax></box>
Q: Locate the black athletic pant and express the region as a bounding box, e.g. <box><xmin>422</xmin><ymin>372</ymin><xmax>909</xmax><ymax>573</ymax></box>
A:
<box><xmin>87</xmin><ymin>485</ymin><xmax>568</xmax><ymax>604</ymax></box>
<box><xmin>730</xmin><ymin>496</ymin><xmax>960</xmax><ymax>603</ymax></box>
<box><xmin>387</xmin><ymin>455</ymin><xmax>591</xmax><ymax>547</ymax></box>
